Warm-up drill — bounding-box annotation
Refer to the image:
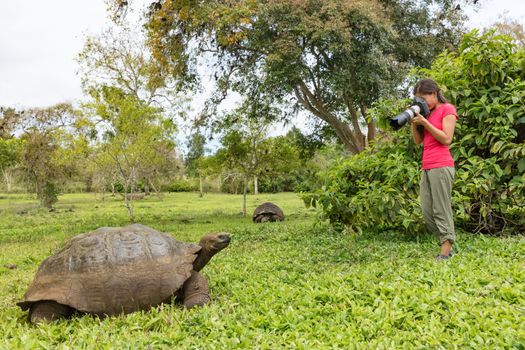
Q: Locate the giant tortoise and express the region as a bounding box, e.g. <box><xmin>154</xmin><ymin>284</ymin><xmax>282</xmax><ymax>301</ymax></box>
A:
<box><xmin>17</xmin><ymin>224</ymin><xmax>230</xmax><ymax>324</ymax></box>
<box><xmin>252</xmin><ymin>202</ymin><xmax>285</xmax><ymax>223</ymax></box>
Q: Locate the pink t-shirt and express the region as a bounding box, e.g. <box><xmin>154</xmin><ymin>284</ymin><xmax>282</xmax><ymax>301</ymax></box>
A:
<box><xmin>422</xmin><ymin>103</ymin><xmax>458</xmax><ymax>170</ymax></box>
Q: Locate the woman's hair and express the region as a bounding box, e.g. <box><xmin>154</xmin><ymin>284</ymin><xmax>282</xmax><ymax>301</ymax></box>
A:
<box><xmin>413</xmin><ymin>79</ymin><xmax>448</xmax><ymax>103</ymax></box>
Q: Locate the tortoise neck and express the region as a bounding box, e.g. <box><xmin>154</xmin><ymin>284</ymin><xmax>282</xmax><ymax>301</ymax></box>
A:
<box><xmin>193</xmin><ymin>249</ymin><xmax>213</xmax><ymax>272</ymax></box>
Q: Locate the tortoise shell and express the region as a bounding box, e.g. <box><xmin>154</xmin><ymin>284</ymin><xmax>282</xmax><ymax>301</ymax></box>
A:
<box><xmin>17</xmin><ymin>224</ymin><xmax>201</xmax><ymax>316</ymax></box>
<box><xmin>252</xmin><ymin>202</ymin><xmax>285</xmax><ymax>223</ymax></box>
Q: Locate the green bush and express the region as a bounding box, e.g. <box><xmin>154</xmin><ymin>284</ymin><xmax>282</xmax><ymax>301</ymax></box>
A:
<box><xmin>303</xmin><ymin>135</ymin><xmax>423</xmax><ymax>234</ymax></box>
<box><xmin>259</xmin><ymin>171</ymin><xmax>305</xmax><ymax>193</ymax></box>
<box><xmin>166</xmin><ymin>179</ymin><xmax>199</xmax><ymax>192</ymax></box>
<box><xmin>40</xmin><ymin>181</ymin><xmax>59</xmax><ymax>209</ymax></box>
<box><xmin>306</xmin><ymin>30</ymin><xmax>525</xmax><ymax>235</ymax></box>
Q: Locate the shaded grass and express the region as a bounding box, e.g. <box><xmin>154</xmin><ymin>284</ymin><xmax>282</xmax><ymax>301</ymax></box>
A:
<box><xmin>0</xmin><ymin>192</ymin><xmax>524</xmax><ymax>349</ymax></box>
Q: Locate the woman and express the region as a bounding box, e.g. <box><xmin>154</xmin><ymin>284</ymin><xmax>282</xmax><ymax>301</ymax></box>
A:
<box><xmin>410</xmin><ymin>79</ymin><xmax>458</xmax><ymax>262</ymax></box>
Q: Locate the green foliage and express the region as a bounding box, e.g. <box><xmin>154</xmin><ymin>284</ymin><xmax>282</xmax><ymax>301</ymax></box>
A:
<box><xmin>307</xmin><ymin>30</ymin><xmax>525</xmax><ymax>235</ymax></box>
<box><xmin>40</xmin><ymin>182</ymin><xmax>59</xmax><ymax>209</ymax></box>
<box><xmin>185</xmin><ymin>131</ymin><xmax>206</xmax><ymax>178</ymax></box>
<box><xmin>0</xmin><ymin>138</ymin><xmax>24</xmax><ymax>169</ymax></box>
<box><xmin>418</xmin><ymin>30</ymin><xmax>525</xmax><ymax>234</ymax></box>
<box><xmin>83</xmin><ymin>85</ymin><xmax>180</xmax><ymax>220</ymax></box>
<box><xmin>166</xmin><ymin>179</ymin><xmax>199</xmax><ymax>192</ymax></box>
<box><xmin>258</xmin><ymin>172</ymin><xmax>302</xmax><ymax>193</ymax></box>
<box><xmin>132</xmin><ymin>0</ymin><xmax>469</xmax><ymax>152</ymax></box>
<box><xmin>303</xmin><ymin>139</ymin><xmax>422</xmax><ymax>234</ymax></box>
<box><xmin>1</xmin><ymin>192</ymin><xmax>524</xmax><ymax>348</ymax></box>
<box><xmin>18</xmin><ymin>104</ymin><xmax>79</xmax><ymax>209</ymax></box>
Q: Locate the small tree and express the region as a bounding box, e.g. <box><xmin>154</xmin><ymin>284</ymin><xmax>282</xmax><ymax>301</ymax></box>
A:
<box><xmin>85</xmin><ymin>86</ymin><xmax>177</xmax><ymax>221</ymax></box>
<box><xmin>185</xmin><ymin>130</ymin><xmax>207</xmax><ymax>196</ymax></box>
<box><xmin>215</xmin><ymin>130</ymin><xmax>254</xmax><ymax>217</ymax></box>
<box><xmin>18</xmin><ymin>103</ymin><xmax>78</xmax><ymax>209</ymax></box>
<box><xmin>0</xmin><ymin>138</ymin><xmax>24</xmax><ymax>192</ymax></box>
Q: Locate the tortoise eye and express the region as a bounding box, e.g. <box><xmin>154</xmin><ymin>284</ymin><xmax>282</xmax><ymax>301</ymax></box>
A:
<box><xmin>218</xmin><ymin>234</ymin><xmax>230</xmax><ymax>242</ymax></box>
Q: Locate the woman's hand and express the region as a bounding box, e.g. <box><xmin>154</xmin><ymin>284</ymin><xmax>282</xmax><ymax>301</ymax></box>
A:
<box><xmin>411</xmin><ymin>113</ymin><xmax>428</xmax><ymax>126</ymax></box>
<box><xmin>412</xmin><ymin>113</ymin><xmax>457</xmax><ymax>145</ymax></box>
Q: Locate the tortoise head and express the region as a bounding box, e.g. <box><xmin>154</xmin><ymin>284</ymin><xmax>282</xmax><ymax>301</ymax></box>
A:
<box><xmin>193</xmin><ymin>233</ymin><xmax>231</xmax><ymax>272</ymax></box>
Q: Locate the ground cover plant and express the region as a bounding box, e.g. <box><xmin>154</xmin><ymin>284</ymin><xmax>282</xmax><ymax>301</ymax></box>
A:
<box><xmin>1</xmin><ymin>192</ymin><xmax>524</xmax><ymax>349</ymax></box>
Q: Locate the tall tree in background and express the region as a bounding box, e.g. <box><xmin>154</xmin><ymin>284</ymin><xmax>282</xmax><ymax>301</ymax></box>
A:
<box><xmin>111</xmin><ymin>0</ymin><xmax>474</xmax><ymax>153</ymax></box>
<box><xmin>0</xmin><ymin>138</ymin><xmax>24</xmax><ymax>192</ymax></box>
<box><xmin>491</xmin><ymin>15</ymin><xmax>525</xmax><ymax>46</ymax></box>
<box><xmin>0</xmin><ymin>107</ymin><xmax>23</xmax><ymax>139</ymax></box>
<box><xmin>78</xmin><ymin>25</ymin><xmax>184</xmax><ymax>215</ymax></box>
<box><xmin>0</xmin><ymin>107</ymin><xmax>25</xmax><ymax>192</ymax></box>
<box><xmin>185</xmin><ymin>130</ymin><xmax>207</xmax><ymax>196</ymax></box>
<box><xmin>77</xmin><ymin>26</ymin><xmax>180</xmax><ymax>108</ymax></box>
<box><xmin>18</xmin><ymin>103</ymin><xmax>79</xmax><ymax>208</ymax></box>
<box><xmin>214</xmin><ymin>116</ymin><xmax>268</xmax><ymax>215</ymax></box>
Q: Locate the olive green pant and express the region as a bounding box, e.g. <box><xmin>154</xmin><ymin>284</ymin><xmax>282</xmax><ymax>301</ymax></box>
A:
<box><xmin>420</xmin><ymin>167</ymin><xmax>455</xmax><ymax>245</ymax></box>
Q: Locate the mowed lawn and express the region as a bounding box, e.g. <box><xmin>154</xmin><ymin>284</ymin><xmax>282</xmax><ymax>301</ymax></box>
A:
<box><xmin>0</xmin><ymin>192</ymin><xmax>524</xmax><ymax>349</ymax></box>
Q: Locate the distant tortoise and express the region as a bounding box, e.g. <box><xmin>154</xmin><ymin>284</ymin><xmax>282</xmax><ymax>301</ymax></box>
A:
<box><xmin>252</xmin><ymin>202</ymin><xmax>285</xmax><ymax>223</ymax></box>
<box><xmin>17</xmin><ymin>224</ymin><xmax>230</xmax><ymax>324</ymax></box>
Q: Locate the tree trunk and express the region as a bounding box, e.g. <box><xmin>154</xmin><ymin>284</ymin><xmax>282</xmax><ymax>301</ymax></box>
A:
<box><xmin>144</xmin><ymin>178</ymin><xmax>150</xmax><ymax>196</ymax></box>
<box><xmin>123</xmin><ymin>182</ymin><xmax>135</xmax><ymax>222</ymax></box>
<box><xmin>84</xmin><ymin>175</ymin><xmax>93</xmax><ymax>193</ymax></box>
<box><xmin>294</xmin><ymin>81</ymin><xmax>370</xmax><ymax>154</ymax></box>
<box><xmin>242</xmin><ymin>175</ymin><xmax>247</xmax><ymax>217</ymax></box>
<box><xmin>199</xmin><ymin>175</ymin><xmax>204</xmax><ymax>197</ymax></box>
<box><xmin>121</xmin><ymin>168</ymin><xmax>136</xmax><ymax>222</ymax></box>
<box><xmin>2</xmin><ymin>169</ymin><xmax>13</xmax><ymax>193</ymax></box>
<box><xmin>254</xmin><ymin>175</ymin><xmax>259</xmax><ymax>195</ymax></box>
<box><xmin>149</xmin><ymin>180</ymin><xmax>162</xmax><ymax>199</ymax></box>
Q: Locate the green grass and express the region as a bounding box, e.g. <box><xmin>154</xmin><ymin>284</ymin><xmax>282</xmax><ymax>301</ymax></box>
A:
<box><xmin>0</xmin><ymin>192</ymin><xmax>524</xmax><ymax>349</ymax></box>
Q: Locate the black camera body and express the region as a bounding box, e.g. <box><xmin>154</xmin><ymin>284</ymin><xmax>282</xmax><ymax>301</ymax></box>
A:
<box><xmin>390</xmin><ymin>97</ymin><xmax>430</xmax><ymax>130</ymax></box>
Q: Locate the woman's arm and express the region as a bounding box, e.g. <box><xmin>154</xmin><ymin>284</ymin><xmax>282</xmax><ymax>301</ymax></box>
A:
<box><xmin>411</xmin><ymin>119</ymin><xmax>424</xmax><ymax>144</ymax></box>
<box><xmin>412</xmin><ymin>114</ymin><xmax>457</xmax><ymax>145</ymax></box>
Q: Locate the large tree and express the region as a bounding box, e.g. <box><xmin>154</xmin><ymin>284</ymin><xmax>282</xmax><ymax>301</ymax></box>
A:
<box><xmin>110</xmin><ymin>0</ymin><xmax>476</xmax><ymax>153</ymax></box>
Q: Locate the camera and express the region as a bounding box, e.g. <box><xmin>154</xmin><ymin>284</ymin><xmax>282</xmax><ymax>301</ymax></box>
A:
<box><xmin>389</xmin><ymin>97</ymin><xmax>430</xmax><ymax>130</ymax></box>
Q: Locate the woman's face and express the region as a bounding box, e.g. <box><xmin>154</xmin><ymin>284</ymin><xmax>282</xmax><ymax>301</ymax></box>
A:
<box><xmin>416</xmin><ymin>92</ymin><xmax>439</xmax><ymax>110</ymax></box>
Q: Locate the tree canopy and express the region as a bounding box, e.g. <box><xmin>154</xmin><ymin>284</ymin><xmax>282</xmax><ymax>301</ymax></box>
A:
<box><xmin>111</xmin><ymin>0</ymin><xmax>474</xmax><ymax>153</ymax></box>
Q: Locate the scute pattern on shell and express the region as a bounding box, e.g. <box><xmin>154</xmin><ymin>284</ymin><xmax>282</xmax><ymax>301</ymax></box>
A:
<box><xmin>18</xmin><ymin>224</ymin><xmax>201</xmax><ymax>316</ymax></box>
<box><xmin>252</xmin><ymin>202</ymin><xmax>285</xmax><ymax>222</ymax></box>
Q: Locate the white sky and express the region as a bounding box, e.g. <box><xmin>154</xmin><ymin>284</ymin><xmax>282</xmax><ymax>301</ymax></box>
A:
<box><xmin>1</xmin><ymin>0</ymin><xmax>524</xmax><ymax>109</ymax></box>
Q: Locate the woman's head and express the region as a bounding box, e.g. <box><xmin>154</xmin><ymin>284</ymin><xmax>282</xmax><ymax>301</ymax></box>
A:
<box><xmin>413</xmin><ymin>78</ymin><xmax>447</xmax><ymax>110</ymax></box>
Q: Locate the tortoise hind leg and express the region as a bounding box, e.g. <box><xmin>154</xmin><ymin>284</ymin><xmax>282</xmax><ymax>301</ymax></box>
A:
<box><xmin>29</xmin><ymin>300</ymin><xmax>74</xmax><ymax>324</ymax></box>
<box><xmin>182</xmin><ymin>271</ymin><xmax>210</xmax><ymax>309</ymax></box>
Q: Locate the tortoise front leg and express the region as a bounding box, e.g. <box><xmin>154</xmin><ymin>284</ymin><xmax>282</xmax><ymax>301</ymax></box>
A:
<box><xmin>29</xmin><ymin>300</ymin><xmax>74</xmax><ymax>324</ymax></box>
<box><xmin>181</xmin><ymin>271</ymin><xmax>210</xmax><ymax>309</ymax></box>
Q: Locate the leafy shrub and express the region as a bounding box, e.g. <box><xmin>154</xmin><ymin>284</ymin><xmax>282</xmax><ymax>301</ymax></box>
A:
<box><xmin>258</xmin><ymin>171</ymin><xmax>305</xmax><ymax>193</ymax></box>
<box><xmin>111</xmin><ymin>181</ymin><xmax>147</xmax><ymax>193</ymax></box>
<box><xmin>303</xmin><ymin>131</ymin><xmax>423</xmax><ymax>233</ymax></box>
<box><xmin>40</xmin><ymin>182</ymin><xmax>59</xmax><ymax>209</ymax></box>
<box><xmin>424</xmin><ymin>30</ymin><xmax>525</xmax><ymax>234</ymax></box>
<box><xmin>306</xmin><ymin>30</ymin><xmax>525</xmax><ymax>235</ymax></box>
<box><xmin>166</xmin><ymin>179</ymin><xmax>199</xmax><ymax>192</ymax></box>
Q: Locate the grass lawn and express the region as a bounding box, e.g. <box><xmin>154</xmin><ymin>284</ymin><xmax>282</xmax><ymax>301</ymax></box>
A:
<box><xmin>0</xmin><ymin>192</ymin><xmax>524</xmax><ymax>349</ymax></box>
